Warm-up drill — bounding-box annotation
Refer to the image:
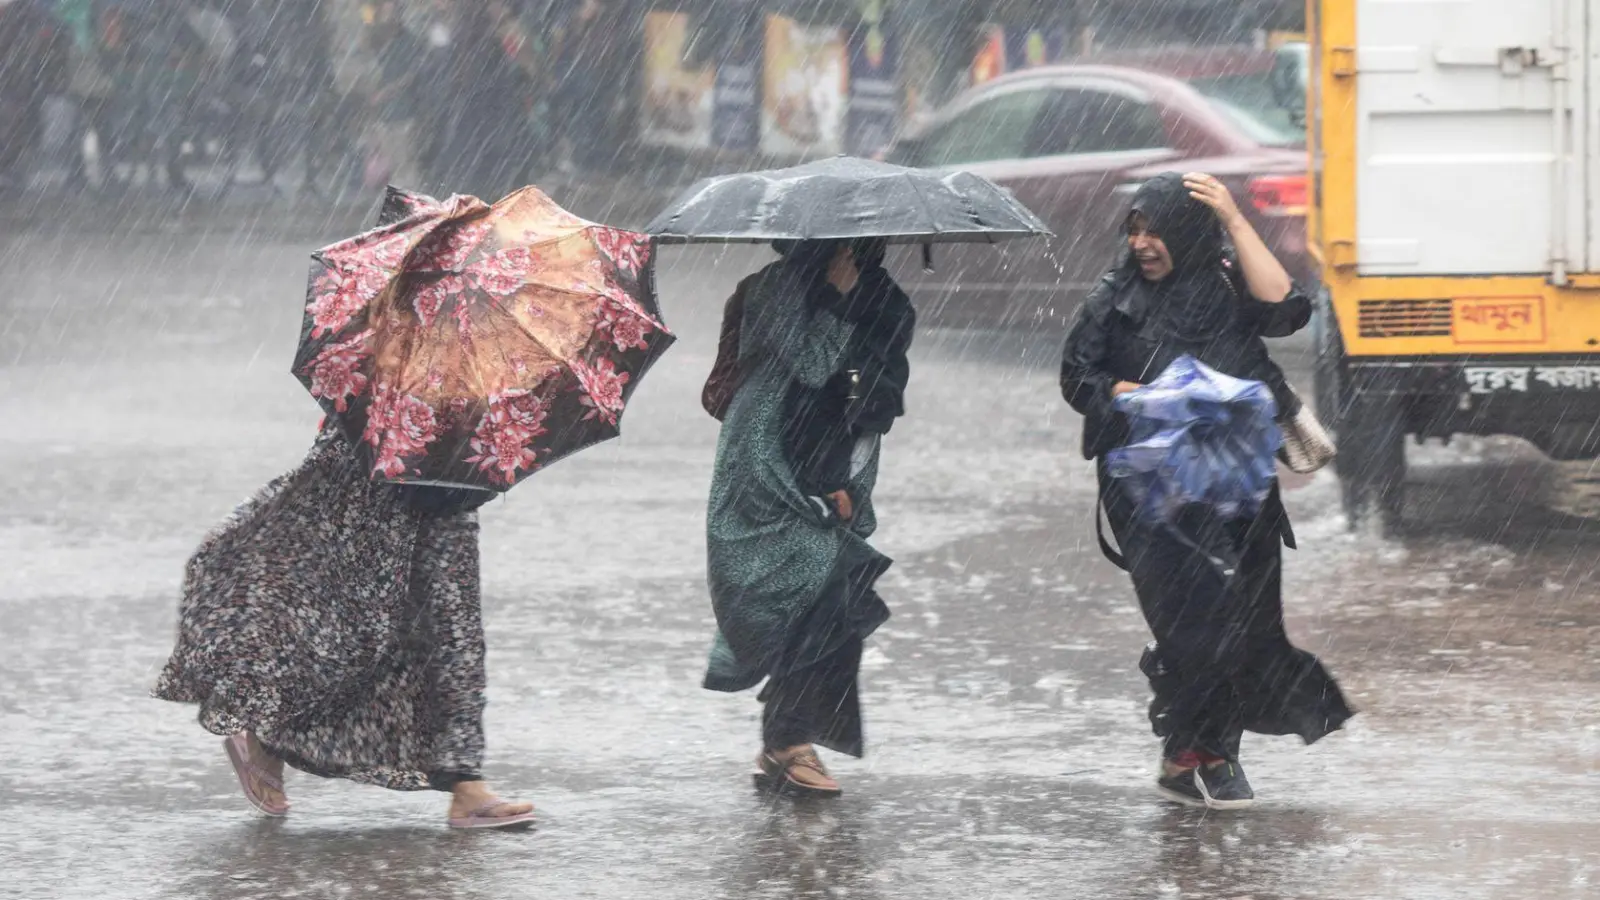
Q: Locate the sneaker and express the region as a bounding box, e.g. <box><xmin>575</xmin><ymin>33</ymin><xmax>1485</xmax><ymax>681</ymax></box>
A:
<box><xmin>1155</xmin><ymin>764</ymin><xmax>1206</xmax><ymax>807</ymax></box>
<box><xmin>1195</xmin><ymin>760</ymin><xmax>1255</xmax><ymax>810</ymax></box>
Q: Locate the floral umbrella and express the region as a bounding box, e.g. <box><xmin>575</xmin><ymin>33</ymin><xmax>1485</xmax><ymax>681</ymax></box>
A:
<box><xmin>291</xmin><ymin>185</ymin><xmax>675</xmax><ymax>491</ymax></box>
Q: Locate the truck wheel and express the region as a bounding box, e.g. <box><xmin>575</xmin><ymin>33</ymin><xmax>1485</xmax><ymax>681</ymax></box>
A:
<box><xmin>1310</xmin><ymin>288</ymin><xmax>1348</xmax><ymax>433</ymax></box>
<box><xmin>1337</xmin><ymin>390</ymin><xmax>1407</xmax><ymax>535</ymax></box>
<box><xmin>1548</xmin><ymin>461</ymin><xmax>1600</xmax><ymax>521</ymax></box>
<box><xmin>1313</xmin><ymin>289</ymin><xmax>1407</xmax><ymax>534</ymax></box>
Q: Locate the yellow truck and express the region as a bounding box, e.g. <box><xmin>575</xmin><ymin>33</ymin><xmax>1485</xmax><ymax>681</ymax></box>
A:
<box><xmin>1307</xmin><ymin>0</ymin><xmax>1600</xmax><ymax>531</ymax></box>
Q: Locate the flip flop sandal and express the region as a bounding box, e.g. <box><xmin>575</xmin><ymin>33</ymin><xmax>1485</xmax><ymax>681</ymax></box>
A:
<box><xmin>447</xmin><ymin>799</ymin><xmax>537</xmax><ymax>830</ymax></box>
<box><xmin>223</xmin><ymin>733</ymin><xmax>289</xmax><ymax>817</ymax></box>
<box><xmin>752</xmin><ymin>751</ymin><xmax>843</xmax><ymax>798</ymax></box>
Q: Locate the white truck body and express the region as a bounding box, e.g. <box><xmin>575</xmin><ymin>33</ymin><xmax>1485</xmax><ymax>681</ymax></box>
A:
<box><xmin>1352</xmin><ymin>0</ymin><xmax>1593</xmax><ymax>278</ymax></box>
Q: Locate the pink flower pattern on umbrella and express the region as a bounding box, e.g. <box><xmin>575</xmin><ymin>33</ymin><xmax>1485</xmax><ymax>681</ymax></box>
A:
<box><xmin>467</xmin><ymin>247</ymin><xmax>534</xmax><ymax>297</ymax></box>
<box><xmin>413</xmin><ymin>274</ymin><xmax>467</xmax><ymax>327</ymax></box>
<box><xmin>363</xmin><ymin>382</ymin><xmax>442</xmax><ymax>478</ymax></box>
<box><xmin>371</xmin><ymin>234</ymin><xmax>412</xmax><ymax>268</ymax></box>
<box><xmin>319</xmin><ymin>227</ymin><xmax>415</xmax><ymax>272</ymax></box>
<box><xmin>593</xmin><ymin>227</ymin><xmax>651</xmax><ymax>273</ymax></box>
<box><xmin>305</xmin><ymin>330</ymin><xmax>374</xmax><ymax>411</ymax></box>
<box><xmin>297</xmin><ymin>187</ymin><xmax>672</xmax><ymax>491</ymax></box>
<box><xmin>453</xmin><ymin>299</ymin><xmax>477</xmax><ymax>354</ymax></box>
<box><xmin>412</xmin><ymin>220</ymin><xmax>493</xmax><ymax>271</ymax></box>
<box><xmin>573</xmin><ymin>357</ymin><xmax>631</xmax><ymax>425</ymax></box>
<box><xmin>465</xmin><ymin>389</ymin><xmax>551</xmax><ymax>485</ymax></box>
<box><xmin>594</xmin><ymin>288</ymin><xmax>654</xmax><ymax>351</ymax></box>
<box><xmin>308</xmin><ymin>265</ymin><xmax>388</xmax><ymax>338</ymax></box>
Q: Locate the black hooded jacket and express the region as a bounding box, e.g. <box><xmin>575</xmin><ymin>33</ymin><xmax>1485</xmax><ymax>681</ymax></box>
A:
<box><xmin>1059</xmin><ymin>172</ymin><xmax>1312</xmax><ymax>461</ymax></box>
<box><xmin>777</xmin><ymin>239</ymin><xmax>916</xmax><ymax>496</ymax></box>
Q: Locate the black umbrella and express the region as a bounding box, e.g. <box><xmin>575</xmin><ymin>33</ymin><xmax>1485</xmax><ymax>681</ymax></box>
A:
<box><xmin>644</xmin><ymin>156</ymin><xmax>1052</xmax><ymax>247</ymax></box>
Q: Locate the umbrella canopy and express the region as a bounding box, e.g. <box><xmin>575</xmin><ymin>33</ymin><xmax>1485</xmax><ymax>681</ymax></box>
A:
<box><xmin>1105</xmin><ymin>355</ymin><xmax>1282</xmax><ymax>524</ymax></box>
<box><xmin>292</xmin><ymin>185</ymin><xmax>674</xmax><ymax>492</ymax></box>
<box><xmin>644</xmin><ymin>156</ymin><xmax>1052</xmax><ymax>245</ymax></box>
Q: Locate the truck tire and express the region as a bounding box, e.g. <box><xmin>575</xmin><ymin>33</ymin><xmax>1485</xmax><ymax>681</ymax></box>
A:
<box><xmin>1310</xmin><ymin>289</ymin><xmax>1347</xmax><ymax>433</ymax></box>
<box><xmin>1337</xmin><ymin>389</ymin><xmax>1407</xmax><ymax>535</ymax></box>
<box><xmin>1312</xmin><ymin>289</ymin><xmax>1407</xmax><ymax>534</ymax></box>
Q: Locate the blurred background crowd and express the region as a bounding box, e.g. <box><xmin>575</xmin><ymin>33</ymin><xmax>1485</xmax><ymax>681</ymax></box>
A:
<box><xmin>0</xmin><ymin>0</ymin><xmax>1304</xmax><ymax>207</ymax></box>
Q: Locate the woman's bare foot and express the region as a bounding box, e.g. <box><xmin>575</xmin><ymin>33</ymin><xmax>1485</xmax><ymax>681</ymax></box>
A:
<box><xmin>448</xmin><ymin>780</ymin><xmax>534</xmax><ymax>824</ymax></box>
<box><xmin>758</xmin><ymin>744</ymin><xmax>842</xmax><ymax>795</ymax></box>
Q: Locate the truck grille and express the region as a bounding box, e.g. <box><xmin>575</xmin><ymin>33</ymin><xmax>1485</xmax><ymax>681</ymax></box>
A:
<box><xmin>1357</xmin><ymin>299</ymin><xmax>1453</xmax><ymax>337</ymax></box>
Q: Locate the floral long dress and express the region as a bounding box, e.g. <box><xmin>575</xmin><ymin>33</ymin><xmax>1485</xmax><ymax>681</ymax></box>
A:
<box><xmin>154</xmin><ymin>425</ymin><xmax>489</xmax><ymax>790</ymax></box>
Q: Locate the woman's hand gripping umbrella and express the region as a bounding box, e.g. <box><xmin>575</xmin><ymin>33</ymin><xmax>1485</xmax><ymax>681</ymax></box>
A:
<box><xmin>1105</xmin><ymin>354</ymin><xmax>1284</xmax><ymax>527</ymax></box>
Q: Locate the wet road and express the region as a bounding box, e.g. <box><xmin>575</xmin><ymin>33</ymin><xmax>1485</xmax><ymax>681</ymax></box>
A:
<box><xmin>1</xmin><ymin>224</ymin><xmax>1597</xmax><ymax>900</ymax></box>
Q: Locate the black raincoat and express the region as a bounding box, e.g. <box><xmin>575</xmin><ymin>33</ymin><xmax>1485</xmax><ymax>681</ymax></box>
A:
<box><xmin>779</xmin><ymin>239</ymin><xmax>914</xmax><ymax>499</ymax></box>
<box><xmin>1060</xmin><ymin>173</ymin><xmax>1352</xmax><ymax>761</ymax></box>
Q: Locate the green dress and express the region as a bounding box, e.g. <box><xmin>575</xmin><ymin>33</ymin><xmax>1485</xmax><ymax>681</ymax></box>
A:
<box><xmin>703</xmin><ymin>262</ymin><xmax>893</xmax><ymax>698</ymax></box>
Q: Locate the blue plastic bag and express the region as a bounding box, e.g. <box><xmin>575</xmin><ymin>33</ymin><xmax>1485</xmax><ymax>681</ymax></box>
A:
<box><xmin>1105</xmin><ymin>355</ymin><xmax>1282</xmax><ymax>524</ymax></box>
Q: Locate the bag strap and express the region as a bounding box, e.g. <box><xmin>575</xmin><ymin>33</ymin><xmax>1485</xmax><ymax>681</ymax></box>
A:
<box><xmin>1097</xmin><ymin>496</ymin><xmax>1241</xmax><ymax>579</ymax></box>
<box><xmin>1096</xmin><ymin>498</ymin><xmax>1128</xmax><ymax>571</ymax></box>
<box><xmin>1219</xmin><ymin>253</ymin><xmax>1308</xmax><ymax>420</ymax></box>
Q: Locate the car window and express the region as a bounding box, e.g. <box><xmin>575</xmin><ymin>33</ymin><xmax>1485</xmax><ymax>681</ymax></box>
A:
<box><xmin>1186</xmin><ymin>73</ymin><xmax>1304</xmax><ymax>145</ymax></box>
<box><xmin>918</xmin><ymin>89</ymin><xmax>1050</xmax><ymax>166</ymax></box>
<box><xmin>1028</xmin><ymin>89</ymin><xmax>1169</xmax><ymax>156</ymax></box>
<box><xmin>1204</xmin><ymin>95</ymin><xmax>1304</xmax><ymax>146</ymax></box>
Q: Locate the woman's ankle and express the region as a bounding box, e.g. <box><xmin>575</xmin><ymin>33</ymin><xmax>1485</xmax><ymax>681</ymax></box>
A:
<box><xmin>244</xmin><ymin>733</ymin><xmax>280</xmax><ymax>765</ymax></box>
<box><xmin>1165</xmin><ymin>749</ymin><xmax>1230</xmax><ymax>774</ymax></box>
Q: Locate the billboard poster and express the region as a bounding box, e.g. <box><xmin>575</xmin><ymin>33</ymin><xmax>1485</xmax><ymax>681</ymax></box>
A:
<box><xmin>970</xmin><ymin>24</ymin><xmax>1006</xmax><ymax>85</ymax></box>
<box><xmin>846</xmin><ymin>8</ymin><xmax>899</xmax><ymax>157</ymax></box>
<box><xmin>1005</xmin><ymin>26</ymin><xmax>1067</xmax><ymax>72</ymax></box>
<box><xmin>712</xmin><ymin>12</ymin><xmax>762</xmax><ymax>151</ymax></box>
<box><xmin>761</xmin><ymin>14</ymin><xmax>849</xmax><ymax>157</ymax></box>
<box><xmin>640</xmin><ymin>11</ymin><xmax>715</xmax><ymax>150</ymax></box>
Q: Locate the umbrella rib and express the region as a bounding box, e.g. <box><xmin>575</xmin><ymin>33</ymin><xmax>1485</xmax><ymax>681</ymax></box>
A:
<box><xmin>897</xmin><ymin>173</ymin><xmax>945</xmax><ymax>242</ymax></box>
<box><xmin>940</xmin><ymin>173</ymin><xmax>990</xmax><ymax>244</ymax></box>
<box><xmin>486</xmin><ymin>298</ymin><xmax>548</xmax><ymax>393</ymax></box>
<box><xmin>516</xmin><ymin>276</ymin><xmax>621</xmax><ymax>300</ymax></box>
<box><xmin>981</xmin><ymin>178</ymin><xmax>1012</xmax><ymax>245</ymax></box>
<box><xmin>974</xmin><ymin>176</ymin><xmax>1042</xmax><ymax>243</ymax></box>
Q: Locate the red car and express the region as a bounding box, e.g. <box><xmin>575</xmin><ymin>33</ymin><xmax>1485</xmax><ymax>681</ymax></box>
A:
<box><xmin>883</xmin><ymin>49</ymin><xmax>1309</xmax><ymax>331</ymax></box>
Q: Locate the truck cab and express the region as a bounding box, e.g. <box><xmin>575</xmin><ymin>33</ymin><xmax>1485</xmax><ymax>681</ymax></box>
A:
<box><xmin>1308</xmin><ymin>0</ymin><xmax>1600</xmax><ymax>531</ymax></box>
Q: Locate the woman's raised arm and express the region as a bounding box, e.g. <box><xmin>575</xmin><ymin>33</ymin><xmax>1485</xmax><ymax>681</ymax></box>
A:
<box><xmin>1184</xmin><ymin>172</ymin><xmax>1293</xmax><ymax>304</ymax></box>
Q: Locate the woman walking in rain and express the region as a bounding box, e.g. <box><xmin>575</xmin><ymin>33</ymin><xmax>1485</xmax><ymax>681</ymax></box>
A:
<box><xmin>702</xmin><ymin>238</ymin><xmax>914</xmax><ymax>796</ymax></box>
<box><xmin>152</xmin><ymin>185</ymin><xmax>673</xmax><ymax>829</ymax></box>
<box><xmin>153</xmin><ymin>427</ymin><xmax>536</xmax><ymax>827</ymax></box>
<box><xmin>1060</xmin><ymin>172</ymin><xmax>1353</xmax><ymax>809</ymax></box>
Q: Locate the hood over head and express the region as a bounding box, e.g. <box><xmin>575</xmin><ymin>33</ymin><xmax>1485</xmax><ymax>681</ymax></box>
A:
<box><xmin>772</xmin><ymin>238</ymin><xmax>889</xmax><ymax>272</ymax></box>
<box><xmin>1127</xmin><ymin>172</ymin><xmax>1223</xmax><ymax>275</ymax></box>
